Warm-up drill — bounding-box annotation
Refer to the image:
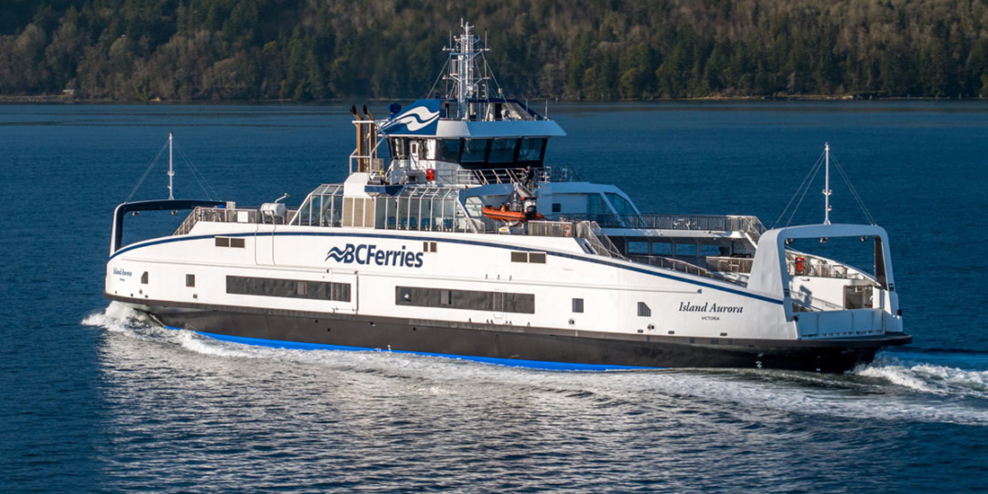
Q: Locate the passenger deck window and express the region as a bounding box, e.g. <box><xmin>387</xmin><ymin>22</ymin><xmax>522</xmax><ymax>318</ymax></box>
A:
<box><xmin>227</xmin><ymin>276</ymin><xmax>351</xmax><ymax>302</ymax></box>
<box><xmin>396</xmin><ymin>286</ymin><xmax>535</xmax><ymax>314</ymax></box>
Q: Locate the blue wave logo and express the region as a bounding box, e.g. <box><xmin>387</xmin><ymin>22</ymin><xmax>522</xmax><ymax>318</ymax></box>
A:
<box><xmin>379</xmin><ymin>100</ymin><xmax>441</xmax><ymax>135</ymax></box>
<box><xmin>325</xmin><ymin>243</ymin><xmax>424</xmax><ymax>268</ymax></box>
<box><xmin>325</xmin><ymin>245</ymin><xmax>354</xmax><ymax>262</ymax></box>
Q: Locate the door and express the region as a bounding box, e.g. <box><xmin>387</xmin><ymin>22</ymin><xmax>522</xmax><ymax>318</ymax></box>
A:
<box><xmin>493</xmin><ymin>289</ymin><xmax>505</xmax><ymax>320</ymax></box>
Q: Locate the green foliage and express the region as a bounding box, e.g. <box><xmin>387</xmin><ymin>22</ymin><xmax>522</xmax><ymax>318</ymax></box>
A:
<box><xmin>1</xmin><ymin>0</ymin><xmax>987</xmax><ymax>101</ymax></box>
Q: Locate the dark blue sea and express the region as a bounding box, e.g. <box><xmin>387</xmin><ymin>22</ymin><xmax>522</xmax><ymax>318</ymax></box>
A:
<box><xmin>1</xmin><ymin>102</ymin><xmax>986</xmax><ymax>493</ymax></box>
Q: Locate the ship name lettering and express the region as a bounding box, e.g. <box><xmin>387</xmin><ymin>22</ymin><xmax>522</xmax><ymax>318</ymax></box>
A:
<box><xmin>679</xmin><ymin>302</ymin><xmax>743</xmax><ymax>314</ymax></box>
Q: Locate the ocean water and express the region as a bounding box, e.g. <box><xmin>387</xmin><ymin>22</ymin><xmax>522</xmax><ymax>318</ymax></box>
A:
<box><xmin>1</xmin><ymin>102</ymin><xmax>987</xmax><ymax>492</ymax></box>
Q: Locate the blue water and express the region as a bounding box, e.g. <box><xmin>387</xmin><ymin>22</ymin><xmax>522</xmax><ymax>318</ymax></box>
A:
<box><xmin>1</xmin><ymin>102</ymin><xmax>987</xmax><ymax>492</ymax></box>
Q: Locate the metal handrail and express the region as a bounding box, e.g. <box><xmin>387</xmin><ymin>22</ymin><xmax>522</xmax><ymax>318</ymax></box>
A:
<box><xmin>566</xmin><ymin>213</ymin><xmax>765</xmax><ymax>245</ymax></box>
<box><xmin>173</xmin><ymin>206</ymin><xmax>295</xmax><ymax>235</ymax></box>
<box><xmin>785</xmin><ymin>251</ymin><xmax>867</xmax><ymax>280</ymax></box>
<box><xmin>627</xmin><ymin>254</ymin><xmax>727</xmax><ymax>281</ymax></box>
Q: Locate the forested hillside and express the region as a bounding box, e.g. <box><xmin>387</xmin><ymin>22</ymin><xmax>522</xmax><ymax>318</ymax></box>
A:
<box><xmin>1</xmin><ymin>0</ymin><xmax>987</xmax><ymax>101</ymax></box>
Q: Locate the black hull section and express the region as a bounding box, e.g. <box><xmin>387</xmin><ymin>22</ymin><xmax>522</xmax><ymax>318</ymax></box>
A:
<box><xmin>110</xmin><ymin>296</ymin><xmax>911</xmax><ymax>373</ymax></box>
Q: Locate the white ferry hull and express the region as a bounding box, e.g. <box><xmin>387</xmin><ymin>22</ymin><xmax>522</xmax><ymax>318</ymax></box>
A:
<box><xmin>104</xmin><ymin>224</ymin><xmax>909</xmax><ymax>373</ymax></box>
<box><xmin>106</xmin><ymin>294</ymin><xmax>909</xmax><ymax>372</ymax></box>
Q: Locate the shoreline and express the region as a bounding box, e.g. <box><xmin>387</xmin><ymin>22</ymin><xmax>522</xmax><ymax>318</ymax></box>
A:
<box><xmin>1</xmin><ymin>94</ymin><xmax>984</xmax><ymax>105</ymax></box>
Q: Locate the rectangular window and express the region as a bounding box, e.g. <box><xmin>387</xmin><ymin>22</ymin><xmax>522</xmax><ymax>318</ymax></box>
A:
<box><xmin>488</xmin><ymin>138</ymin><xmax>518</xmax><ymax>163</ymax></box>
<box><xmin>572</xmin><ymin>298</ymin><xmax>584</xmax><ymax>313</ymax></box>
<box><xmin>676</xmin><ymin>243</ymin><xmax>697</xmax><ymax>257</ymax></box>
<box><xmin>215</xmin><ymin>237</ymin><xmax>246</xmax><ymax>248</ymax></box>
<box><xmin>395</xmin><ymin>286</ymin><xmax>535</xmax><ymax>314</ymax></box>
<box><xmin>638</xmin><ymin>302</ymin><xmax>651</xmax><ymax>317</ymax></box>
<box><xmin>518</xmin><ymin>138</ymin><xmax>545</xmax><ymax>162</ymax></box>
<box><xmin>227</xmin><ymin>276</ymin><xmax>351</xmax><ymax>302</ymax></box>
<box><xmin>141</xmin><ymin>272</ymin><xmax>149</xmax><ymax>284</ymax></box>
<box><xmin>461</xmin><ymin>139</ymin><xmax>489</xmax><ymax>163</ymax></box>
<box><xmin>528</xmin><ymin>252</ymin><xmax>546</xmax><ymax>264</ymax></box>
<box><xmin>186</xmin><ymin>274</ymin><xmax>195</xmax><ymax>288</ymax></box>
<box><xmin>389</xmin><ymin>138</ymin><xmax>408</xmax><ymax>159</ymax></box>
<box><xmin>511</xmin><ymin>251</ymin><xmax>528</xmax><ymax>263</ymax></box>
<box><xmin>650</xmin><ymin>242</ymin><xmax>673</xmax><ymax>255</ymax></box>
<box><xmin>551</xmin><ymin>203</ymin><xmax>561</xmax><ymax>213</ymax></box>
<box><xmin>506</xmin><ymin>293</ymin><xmax>535</xmax><ymax>314</ymax></box>
<box><xmin>430</xmin><ymin>242</ymin><xmax>437</xmax><ymax>252</ymax></box>
<box><xmin>628</xmin><ymin>242</ymin><xmax>649</xmax><ymax>254</ymax></box>
<box><xmin>438</xmin><ymin>139</ymin><xmax>462</xmax><ymax>162</ymax></box>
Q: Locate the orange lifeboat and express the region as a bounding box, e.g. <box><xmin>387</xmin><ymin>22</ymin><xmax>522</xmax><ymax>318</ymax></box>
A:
<box><xmin>482</xmin><ymin>205</ymin><xmax>543</xmax><ymax>222</ymax></box>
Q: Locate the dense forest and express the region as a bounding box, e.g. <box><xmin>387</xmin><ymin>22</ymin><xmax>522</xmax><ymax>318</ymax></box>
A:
<box><xmin>1</xmin><ymin>0</ymin><xmax>987</xmax><ymax>101</ymax></box>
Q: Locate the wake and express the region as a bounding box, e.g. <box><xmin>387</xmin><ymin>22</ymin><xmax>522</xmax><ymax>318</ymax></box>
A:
<box><xmin>83</xmin><ymin>302</ymin><xmax>988</xmax><ymax>426</ymax></box>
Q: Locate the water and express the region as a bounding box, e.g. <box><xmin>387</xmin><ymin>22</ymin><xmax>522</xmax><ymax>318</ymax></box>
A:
<box><xmin>2</xmin><ymin>102</ymin><xmax>987</xmax><ymax>492</ymax></box>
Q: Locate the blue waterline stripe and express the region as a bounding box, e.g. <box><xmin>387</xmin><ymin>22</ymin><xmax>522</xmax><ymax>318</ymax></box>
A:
<box><xmin>164</xmin><ymin>325</ymin><xmax>657</xmax><ymax>371</ymax></box>
<box><xmin>115</xmin><ymin>231</ymin><xmax>782</xmax><ymax>305</ymax></box>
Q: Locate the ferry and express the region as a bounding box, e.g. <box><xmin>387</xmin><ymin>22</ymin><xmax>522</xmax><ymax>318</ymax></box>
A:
<box><xmin>104</xmin><ymin>21</ymin><xmax>910</xmax><ymax>372</ymax></box>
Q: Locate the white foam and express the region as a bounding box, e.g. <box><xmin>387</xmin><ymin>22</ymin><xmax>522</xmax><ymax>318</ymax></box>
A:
<box><xmin>83</xmin><ymin>302</ymin><xmax>988</xmax><ymax>426</ymax></box>
<box><xmin>856</xmin><ymin>361</ymin><xmax>988</xmax><ymax>396</ymax></box>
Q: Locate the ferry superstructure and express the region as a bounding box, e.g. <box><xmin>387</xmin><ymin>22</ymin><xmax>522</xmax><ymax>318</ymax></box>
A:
<box><xmin>105</xmin><ymin>22</ymin><xmax>909</xmax><ymax>372</ymax></box>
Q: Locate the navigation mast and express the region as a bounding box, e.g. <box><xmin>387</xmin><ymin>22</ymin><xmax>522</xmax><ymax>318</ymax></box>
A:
<box><xmin>167</xmin><ymin>132</ymin><xmax>175</xmax><ymax>200</ymax></box>
<box><xmin>445</xmin><ymin>20</ymin><xmax>489</xmax><ymax>120</ymax></box>
<box><xmin>823</xmin><ymin>142</ymin><xmax>831</xmax><ymax>225</ymax></box>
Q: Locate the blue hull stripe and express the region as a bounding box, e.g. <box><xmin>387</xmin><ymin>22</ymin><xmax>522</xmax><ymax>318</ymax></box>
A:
<box><xmin>116</xmin><ymin>230</ymin><xmax>782</xmax><ymax>305</ymax></box>
<box><xmin>165</xmin><ymin>326</ymin><xmax>658</xmax><ymax>371</ymax></box>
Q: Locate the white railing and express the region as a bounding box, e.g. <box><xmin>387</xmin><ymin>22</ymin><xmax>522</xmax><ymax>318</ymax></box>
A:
<box><xmin>567</xmin><ymin>213</ymin><xmax>765</xmax><ymax>239</ymax></box>
<box><xmin>173</xmin><ymin>207</ymin><xmax>295</xmax><ymax>235</ymax></box>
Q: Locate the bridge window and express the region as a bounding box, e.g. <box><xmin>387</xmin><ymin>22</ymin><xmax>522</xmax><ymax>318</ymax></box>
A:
<box><xmin>605</xmin><ymin>193</ymin><xmax>637</xmax><ymax>216</ymax></box>
<box><xmin>461</xmin><ymin>139</ymin><xmax>489</xmax><ymax>163</ymax></box>
<box><xmin>438</xmin><ymin>139</ymin><xmax>462</xmax><ymax>162</ymax></box>
<box><xmin>488</xmin><ymin>138</ymin><xmax>517</xmax><ymax>163</ymax></box>
<box><xmin>518</xmin><ymin>138</ymin><xmax>545</xmax><ymax>162</ymax></box>
<box><xmin>388</xmin><ymin>138</ymin><xmax>408</xmax><ymax>159</ymax></box>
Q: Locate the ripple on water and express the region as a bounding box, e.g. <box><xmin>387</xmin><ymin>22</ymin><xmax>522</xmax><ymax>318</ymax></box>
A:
<box><xmin>76</xmin><ymin>303</ymin><xmax>988</xmax><ymax>492</ymax></box>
